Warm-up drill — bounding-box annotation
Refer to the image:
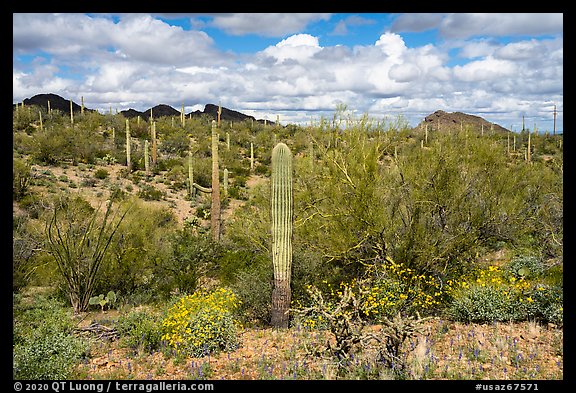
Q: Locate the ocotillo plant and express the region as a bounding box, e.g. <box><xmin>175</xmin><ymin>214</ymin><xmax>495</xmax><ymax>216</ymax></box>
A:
<box><xmin>270</xmin><ymin>142</ymin><xmax>293</xmax><ymax>328</ymax></box>
<box><xmin>211</xmin><ymin>120</ymin><xmax>221</xmax><ymax>241</ymax></box>
<box><xmin>125</xmin><ymin>119</ymin><xmax>131</xmax><ymax>171</ymax></box>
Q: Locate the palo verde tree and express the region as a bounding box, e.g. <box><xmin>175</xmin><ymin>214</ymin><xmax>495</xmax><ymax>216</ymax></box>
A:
<box><xmin>45</xmin><ymin>195</ymin><xmax>130</xmax><ymax>314</ymax></box>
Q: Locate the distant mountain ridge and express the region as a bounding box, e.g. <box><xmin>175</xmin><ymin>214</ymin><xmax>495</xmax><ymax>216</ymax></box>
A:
<box><xmin>14</xmin><ymin>93</ymin><xmax>275</xmax><ymax>125</ymax></box>
<box><xmin>16</xmin><ymin>94</ymin><xmax>510</xmax><ymax>132</ymax></box>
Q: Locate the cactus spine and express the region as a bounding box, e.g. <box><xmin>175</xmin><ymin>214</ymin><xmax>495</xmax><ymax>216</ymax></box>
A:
<box><xmin>270</xmin><ymin>142</ymin><xmax>293</xmax><ymax>328</ymax></box>
<box><xmin>125</xmin><ymin>119</ymin><xmax>131</xmax><ymax>171</ymax></box>
<box><xmin>211</xmin><ymin>120</ymin><xmax>221</xmax><ymax>241</ymax></box>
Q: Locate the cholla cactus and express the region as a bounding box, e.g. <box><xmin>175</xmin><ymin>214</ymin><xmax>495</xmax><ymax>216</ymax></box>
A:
<box><xmin>270</xmin><ymin>142</ymin><xmax>293</xmax><ymax>328</ymax></box>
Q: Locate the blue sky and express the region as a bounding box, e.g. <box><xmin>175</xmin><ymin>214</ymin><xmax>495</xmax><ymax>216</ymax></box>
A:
<box><xmin>13</xmin><ymin>13</ymin><xmax>563</xmax><ymax>132</ymax></box>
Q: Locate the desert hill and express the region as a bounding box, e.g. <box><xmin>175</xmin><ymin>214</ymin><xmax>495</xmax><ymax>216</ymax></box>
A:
<box><xmin>416</xmin><ymin>110</ymin><xmax>510</xmax><ymax>134</ymax></box>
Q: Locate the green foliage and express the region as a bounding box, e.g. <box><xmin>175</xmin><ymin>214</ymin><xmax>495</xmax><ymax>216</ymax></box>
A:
<box><xmin>507</xmin><ymin>255</ymin><xmax>545</xmax><ymax>279</ymax></box>
<box><xmin>95</xmin><ymin>199</ymin><xmax>177</xmax><ymax>302</ymax></box>
<box><xmin>13</xmin><ymin>292</ymin><xmax>89</xmax><ymax>379</ymax></box>
<box><xmin>45</xmin><ymin>195</ymin><xmax>130</xmax><ymax>313</ymax></box>
<box><xmin>88</xmin><ymin>290</ymin><xmax>117</xmax><ymax>311</ymax></box>
<box><xmin>445</xmin><ymin>263</ymin><xmax>563</xmax><ymax>325</ymax></box>
<box><xmin>137</xmin><ymin>184</ymin><xmax>165</xmax><ymax>200</ymax></box>
<box><xmin>13</xmin><ymin>156</ymin><xmax>32</xmax><ymax>201</ymax></box>
<box><xmin>94</xmin><ymin>168</ymin><xmax>109</xmax><ymax>179</ymax></box>
<box><xmin>151</xmin><ymin>230</ymin><xmax>219</xmax><ymax>297</ymax></box>
<box><xmin>447</xmin><ymin>285</ymin><xmax>516</xmax><ymax>323</ymax></box>
<box><xmin>161</xmin><ymin>288</ymin><xmax>242</xmax><ymax>357</ymax></box>
<box><xmin>228</xmin><ymin>254</ymin><xmax>273</xmax><ymax>326</ymax></box>
<box><xmin>115</xmin><ymin>309</ymin><xmax>164</xmax><ymax>353</ymax></box>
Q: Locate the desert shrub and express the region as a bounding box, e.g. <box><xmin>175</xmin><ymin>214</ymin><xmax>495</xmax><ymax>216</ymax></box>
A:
<box><xmin>447</xmin><ymin>285</ymin><xmax>516</xmax><ymax>323</ymax></box>
<box><xmin>506</xmin><ymin>254</ymin><xmax>545</xmax><ymax>279</ymax></box>
<box><xmin>18</xmin><ymin>193</ymin><xmax>44</xmax><ymax>219</ymax></box>
<box><xmin>228</xmin><ymin>255</ymin><xmax>273</xmax><ymax>326</ymax></box>
<box><xmin>13</xmin><ymin>157</ymin><xmax>32</xmax><ymax>201</ymax></box>
<box><xmin>80</xmin><ymin>177</ymin><xmax>97</xmax><ymax>187</ymax></box>
<box><xmin>94</xmin><ymin>168</ymin><xmax>109</xmax><ymax>180</ymax></box>
<box><xmin>161</xmin><ymin>288</ymin><xmax>242</xmax><ymax>357</ymax></box>
<box><xmin>94</xmin><ymin>200</ymin><xmax>177</xmax><ymax>302</ymax></box>
<box><xmin>13</xmin><ymin>293</ymin><xmax>89</xmax><ymax>379</ymax></box>
<box><xmin>137</xmin><ymin>184</ymin><xmax>165</xmax><ymax>200</ymax></box>
<box><xmin>115</xmin><ymin>309</ymin><xmax>164</xmax><ymax>353</ymax></box>
<box><xmin>13</xmin><ymin>216</ymin><xmax>44</xmax><ymax>292</ymax></box>
<box><xmin>445</xmin><ymin>264</ymin><xmax>562</xmax><ymax>324</ymax></box>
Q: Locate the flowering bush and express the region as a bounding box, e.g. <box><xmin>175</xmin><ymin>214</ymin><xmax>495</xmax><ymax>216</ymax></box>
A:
<box><xmin>446</xmin><ymin>264</ymin><xmax>563</xmax><ymax>324</ymax></box>
<box><xmin>295</xmin><ymin>258</ymin><xmax>562</xmax><ymax>327</ymax></box>
<box><xmin>161</xmin><ymin>288</ymin><xmax>242</xmax><ymax>357</ymax></box>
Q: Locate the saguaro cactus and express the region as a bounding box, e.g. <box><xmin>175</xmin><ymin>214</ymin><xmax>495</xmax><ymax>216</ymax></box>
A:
<box><xmin>126</xmin><ymin>119</ymin><xmax>131</xmax><ymax>171</ymax></box>
<box><xmin>144</xmin><ymin>140</ymin><xmax>150</xmax><ymax>174</ymax></box>
<box><xmin>270</xmin><ymin>142</ymin><xmax>293</xmax><ymax>328</ymax></box>
<box><xmin>151</xmin><ymin>121</ymin><xmax>157</xmax><ymax>166</ymax></box>
<box><xmin>250</xmin><ymin>142</ymin><xmax>255</xmax><ymax>172</ymax></box>
<box><xmin>211</xmin><ymin>120</ymin><xmax>221</xmax><ymax>241</ymax></box>
<box><xmin>188</xmin><ymin>152</ymin><xmax>195</xmax><ymax>198</ymax></box>
<box><xmin>223</xmin><ymin>168</ymin><xmax>229</xmax><ymax>197</ymax></box>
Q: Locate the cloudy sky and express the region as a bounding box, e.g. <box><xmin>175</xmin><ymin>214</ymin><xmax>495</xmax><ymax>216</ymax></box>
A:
<box><xmin>13</xmin><ymin>13</ymin><xmax>563</xmax><ymax>132</ymax></box>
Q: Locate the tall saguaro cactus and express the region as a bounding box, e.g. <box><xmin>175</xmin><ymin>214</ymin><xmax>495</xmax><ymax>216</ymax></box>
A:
<box><xmin>151</xmin><ymin>121</ymin><xmax>157</xmax><ymax>166</ymax></box>
<box><xmin>125</xmin><ymin>119</ymin><xmax>131</xmax><ymax>171</ymax></box>
<box><xmin>270</xmin><ymin>142</ymin><xmax>293</xmax><ymax>328</ymax></box>
<box><xmin>188</xmin><ymin>152</ymin><xmax>195</xmax><ymax>198</ymax></box>
<box><xmin>144</xmin><ymin>140</ymin><xmax>150</xmax><ymax>175</ymax></box>
<box><xmin>211</xmin><ymin>120</ymin><xmax>221</xmax><ymax>241</ymax></box>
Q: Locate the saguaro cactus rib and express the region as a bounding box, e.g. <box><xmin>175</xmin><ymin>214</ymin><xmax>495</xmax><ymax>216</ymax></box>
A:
<box><xmin>270</xmin><ymin>142</ymin><xmax>293</xmax><ymax>328</ymax></box>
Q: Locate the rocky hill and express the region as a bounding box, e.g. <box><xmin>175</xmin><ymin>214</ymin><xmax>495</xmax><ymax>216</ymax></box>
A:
<box><xmin>18</xmin><ymin>93</ymin><xmax>94</xmax><ymax>114</ymax></box>
<box><xmin>14</xmin><ymin>93</ymin><xmax>275</xmax><ymax>124</ymax></box>
<box><xmin>416</xmin><ymin>110</ymin><xmax>510</xmax><ymax>134</ymax></box>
